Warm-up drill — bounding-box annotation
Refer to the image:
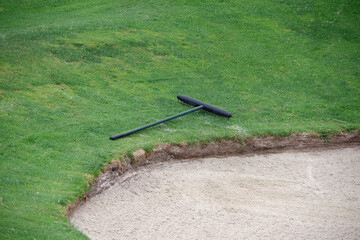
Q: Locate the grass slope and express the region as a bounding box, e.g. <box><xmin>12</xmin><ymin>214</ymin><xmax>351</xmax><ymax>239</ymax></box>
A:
<box><xmin>1</xmin><ymin>0</ymin><xmax>359</xmax><ymax>239</ymax></box>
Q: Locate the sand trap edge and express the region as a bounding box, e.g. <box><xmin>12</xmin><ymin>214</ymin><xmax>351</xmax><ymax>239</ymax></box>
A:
<box><xmin>66</xmin><ymin>130</ymin><xmax>360</xmax><ymax>218</ymax></box>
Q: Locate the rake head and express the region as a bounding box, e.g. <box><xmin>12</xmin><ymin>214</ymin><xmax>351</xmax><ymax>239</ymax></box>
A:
<box><xmin>177</xmin><ymin>95</ymin><xmax>232</xmax><ymax>118</ymax></box>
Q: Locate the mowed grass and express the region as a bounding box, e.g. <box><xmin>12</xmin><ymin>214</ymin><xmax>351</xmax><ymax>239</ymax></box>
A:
<box><xmin>0</xmin><ymin>0</ymin><xmax>359</xmax><ymax>239</ymax></box>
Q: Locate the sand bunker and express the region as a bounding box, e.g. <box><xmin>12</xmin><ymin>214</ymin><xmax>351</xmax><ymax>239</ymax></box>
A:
<box><xmin>70</xmin><ymin>146</ymin><xmax>360</xmax><ymax>240</ymax></box>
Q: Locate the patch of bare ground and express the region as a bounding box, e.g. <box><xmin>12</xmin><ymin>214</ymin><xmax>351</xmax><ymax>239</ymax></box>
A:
<box><xmin>67</xmin><ymin>130</ymin><xmax>359</xmax><ymax>215</ymax></box>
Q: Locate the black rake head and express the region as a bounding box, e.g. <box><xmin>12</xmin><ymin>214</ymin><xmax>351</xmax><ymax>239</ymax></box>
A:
<box><xmin>177</xmin><ymin>95</ymin><xmax>232</xmax><ymax>118</ymax></box>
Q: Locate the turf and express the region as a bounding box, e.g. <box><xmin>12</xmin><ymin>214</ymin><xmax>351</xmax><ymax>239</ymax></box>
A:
<box><xmin>0</xmin><ymin>0</ymin><xmax>359</xmax><ymax>239</ymax></box>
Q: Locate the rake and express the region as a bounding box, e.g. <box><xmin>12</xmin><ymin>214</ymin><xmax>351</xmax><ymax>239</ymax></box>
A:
<box><xmin>109</xmin><ymin>95</ymin><xmax>232</xmax><ymax>140</ymax></box>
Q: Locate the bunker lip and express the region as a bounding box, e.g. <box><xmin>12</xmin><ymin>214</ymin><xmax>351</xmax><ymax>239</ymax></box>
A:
<box><xmin>67</xmin><ymin>130</ymin><xmax>359</xmax><ymax>217</ymax></box>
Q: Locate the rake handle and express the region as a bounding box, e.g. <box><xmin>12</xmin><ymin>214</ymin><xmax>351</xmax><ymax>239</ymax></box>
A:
<box><xmin>109</xmin><ymin>105</ymin><xmax>204</xmax><ymax>140</ymax></box>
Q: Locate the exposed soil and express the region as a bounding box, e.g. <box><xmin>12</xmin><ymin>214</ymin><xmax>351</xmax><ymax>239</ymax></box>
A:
<box><xmin>73</xmin><ymin>130</ymin><xmax>359</xmax><ymax>199</ymax></box>
<box><xmin>69</xmin><ymin>146</ymin><xmax>360</xmax><ymax>240</ymax></box>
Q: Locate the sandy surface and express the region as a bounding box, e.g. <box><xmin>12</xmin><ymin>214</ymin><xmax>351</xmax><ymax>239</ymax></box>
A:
<box><xmin>70</xmin><ymin>146</ymin><xmax>360</xmax><ymax>240</ymax></box>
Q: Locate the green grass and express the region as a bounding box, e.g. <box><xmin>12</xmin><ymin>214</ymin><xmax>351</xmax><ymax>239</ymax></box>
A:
<box><xmin>0</xmin><ymin>0</ymin><xmax>359</xmax><ymax>238</ymax></box>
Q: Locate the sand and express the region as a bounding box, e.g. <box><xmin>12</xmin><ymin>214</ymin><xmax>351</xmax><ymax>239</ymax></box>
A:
<box><xmin>69</xmin><ymin>146</ymin><xmax>360</xmax><ymax>240</ymax></box>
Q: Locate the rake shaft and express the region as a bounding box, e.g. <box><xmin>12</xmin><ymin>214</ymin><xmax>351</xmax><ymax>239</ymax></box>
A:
<box><xmin>109</xmin><ymin>105</ymin><xmax>204</xmax><ymax>140</ymax></box>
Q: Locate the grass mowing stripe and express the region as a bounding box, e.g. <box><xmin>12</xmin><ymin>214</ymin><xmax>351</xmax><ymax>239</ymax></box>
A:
<box><xmin>1</xmin><ymin>0</ymin><xmax>359</xmax><ymax>239</ymax></box>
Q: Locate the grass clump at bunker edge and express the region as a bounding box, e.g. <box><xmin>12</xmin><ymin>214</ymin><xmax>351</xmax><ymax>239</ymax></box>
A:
<box><xmin>0</xmin><ymin>0</ymin><xmax>359</xmax><ymax>239</ymax></box>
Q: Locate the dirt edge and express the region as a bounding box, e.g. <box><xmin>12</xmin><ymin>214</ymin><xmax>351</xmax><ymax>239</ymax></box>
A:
<box><xmin>67</xmin><ymin>130</ymin><xmax>360</xmax><ymax>217</ymax></box>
